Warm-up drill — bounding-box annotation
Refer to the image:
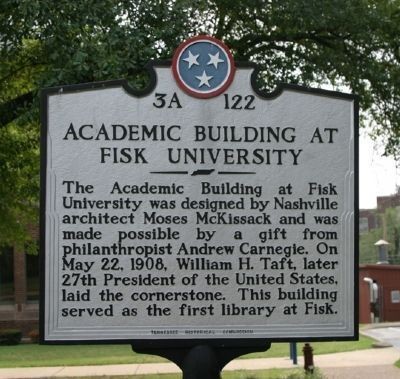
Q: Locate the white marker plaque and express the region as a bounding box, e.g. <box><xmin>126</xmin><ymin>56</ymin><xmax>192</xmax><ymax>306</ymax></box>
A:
<box><xmin>41</xmin><ymin>37</ymin><xmax>358</xmax><ymax>342</ymax></box>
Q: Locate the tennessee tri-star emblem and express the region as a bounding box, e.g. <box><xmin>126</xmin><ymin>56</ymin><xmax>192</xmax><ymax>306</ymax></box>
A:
<box><xmin>172</xmin><ymin>35</ymin><xmax>235</xmax><ymax>99</ymax></box>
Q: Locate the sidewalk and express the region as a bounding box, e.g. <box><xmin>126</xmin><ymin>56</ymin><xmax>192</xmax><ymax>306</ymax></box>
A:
<box><xmin>0</xmin><ymin>347</ymin><xmax>398</xmax><ymax>378</ymax></box>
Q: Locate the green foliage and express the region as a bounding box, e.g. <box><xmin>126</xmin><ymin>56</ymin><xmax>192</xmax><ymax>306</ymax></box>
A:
<box><xmin>286</xmin><ymin>368</ymin><xmax>325</xmax><ymax>379</ymax></box>
<box><xmin>360</xmin><ymin>227</ymin><xmax>383</xmax><ymax>263</ymax></box>
<box><xmin>383</xmin><ymin>206</ymin><xmax>400</xmax><ymax>263</ymax></box>
<box><xmin>360</xmin><ymin>206</ymin><xmax>400</xmax><ymax>264</ymax></box>
<box><xmin>1</xmin><ymin>0</ymin><xmax>400</xmax><ymax>245</ymax></box>
<box><xmin>0</xmin><ymin>122</ymin><xmax>39</xmax><ymax>248</ymax></box>
<box><xmin>0</xmin><ymin>329</ymin><xmax>22</xmax><ymax>345</ymax></box>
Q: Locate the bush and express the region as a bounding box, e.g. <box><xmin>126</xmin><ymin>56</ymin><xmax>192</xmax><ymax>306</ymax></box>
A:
<box><xmin>286</xmin><ymin>368</ymin><xmax>325</xmax><ymax>379</ymax></box>
<box><xmin>0</xmin><ymin>329</ymin><xmax>22</xmax><ymax>345</ymax></box>
<box><xmin>28</xmin><ymin>329</ymin><xmax>39</xmax><ymax>343</ymax></box>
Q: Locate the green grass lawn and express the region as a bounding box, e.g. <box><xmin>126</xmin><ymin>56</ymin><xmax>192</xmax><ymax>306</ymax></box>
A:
<box><xmin>0</xmin><ymin>335</ymin><xmax>375</xmax><ymax>368</ymax></box>
<box><xmin>54</xmin><ymin>368</ymin><xmax>324</xmax><ymax>379</ymax></box>
<box><xmin>244</xmin><ymin>335</ymin><xmax>374</xmax><ymax>359</ymax></box>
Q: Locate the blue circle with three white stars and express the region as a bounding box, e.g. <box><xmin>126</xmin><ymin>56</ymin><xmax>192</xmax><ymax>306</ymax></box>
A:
<box><xmin>173</xmin><ymin>36</ymin><xmax>235</xmax><ymax>98</ymax></box>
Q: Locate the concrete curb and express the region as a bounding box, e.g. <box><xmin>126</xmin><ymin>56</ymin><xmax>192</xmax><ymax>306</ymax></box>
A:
<box><xmin>360</xmin><ymin>322</ymin><xmax>400</xmax><ymax>331</ymax></box>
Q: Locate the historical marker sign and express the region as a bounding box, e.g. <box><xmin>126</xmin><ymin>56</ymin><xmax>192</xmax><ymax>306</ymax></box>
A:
<box><xmin>40</xmin><ymin>36</ymin><xmax>358</xmax><ymax>343</ymax></box>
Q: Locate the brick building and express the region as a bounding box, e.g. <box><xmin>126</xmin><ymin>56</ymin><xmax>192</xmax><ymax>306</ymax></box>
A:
<box><xmin>377</xmin><ymin>192</ymin><xmax>400</xmax><ymax>213</ymax></box>
<box><xmin>359</xmin><ymin>264</ymin><xmax>400</xmax><ymax>323</ymax></box>
<box><xmin>359</xmin><ymin>209</ymin><xmax>378</xmax><ymax>233</ymax></box>
<box><xmin>0</xmin><ymin>226</ymin><xmax>39</xmax><ymax>335</ymax></box>
<box><xmin>359</xmin><ymin>192</ymin><xmax>400</xmax><ymax>233</ymax></box>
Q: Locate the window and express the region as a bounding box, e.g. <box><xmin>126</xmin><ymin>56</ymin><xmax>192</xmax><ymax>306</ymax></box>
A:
<box><xmin>391</xmin><ymin>290</ymin><xmax>400</xmax><ymax>304</ymax></box>
<box><xmin>0</xmin><ymin>247</ymin><xmax>14</xmax><ymax>304</ymax></box>
<box><xmin>26</xmin><ymin>253</ymin><xmax>39</xmax><ymax>303</ymax></box>
<box><xmin>359</xmin><ymin>217</ymin><xmax>369</xmax><ymax>234</ymax></box>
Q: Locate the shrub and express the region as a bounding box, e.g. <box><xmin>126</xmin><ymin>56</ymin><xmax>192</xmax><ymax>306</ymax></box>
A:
<box><xmin>28</xmin><ymin>329</ymin><xmax>39</xmax><ymax>343</ymax></box>
<box><xmin>0</xmin><ymin>329</ymin><xmax>22</xmax><ymax>345</ymax></box>
<box><xmin>286</xmin><ymin>368</ymin><xmax>325</xmax><ymax>379</ymax></box>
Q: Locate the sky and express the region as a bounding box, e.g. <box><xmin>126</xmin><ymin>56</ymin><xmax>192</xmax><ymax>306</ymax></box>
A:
<box><xmin>359</xmin><ymin>131</ymin><xmax>399</xmax><ymax>209</ymax></box>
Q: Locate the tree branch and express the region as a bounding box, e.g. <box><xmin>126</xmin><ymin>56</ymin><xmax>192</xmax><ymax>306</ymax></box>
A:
<box><xmin>0</xmin><ymin>92</ymin><xmax>34</xmax><ymax>128</ymax></box>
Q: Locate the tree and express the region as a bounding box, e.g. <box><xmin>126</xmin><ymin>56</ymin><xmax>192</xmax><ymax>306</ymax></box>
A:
<box><xmin>1</xmin><ymin>0</ymin><xmax>399</xmax><ymax>246</ymax></box>
<box><xmin>384</xmin><ymin>207</ymin><xmax>400</xmax><ymax>263</ymax></box>
<box><xmin>360</xmin><ymin>206</ymin><xmax>400</xmax><ymax>264</ymax></box>
<box><xmin>359</xmin><ymin>227</ymin><xmax>382</xmax><ymax>263</ymax></box>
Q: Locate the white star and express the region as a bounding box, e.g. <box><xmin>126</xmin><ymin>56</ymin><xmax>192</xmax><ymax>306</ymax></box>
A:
<box><xmin>195</xmin><ymin>70</ymin><xmax>213</xmax><ymax>87</ymax></box>
<box><xmin>207</xmin><ymin>52</ymin><xmax>224</xmax><ymax>68</ymax></box>
<box><xmin>183</xmin><ymin>50</ymin><xmax>199</xmax><ymax>68</ymax></box>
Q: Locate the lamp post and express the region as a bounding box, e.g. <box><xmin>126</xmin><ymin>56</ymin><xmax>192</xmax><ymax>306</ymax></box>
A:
<box><xmin>374</xmin><ymin>239</ymin><xmax>390</xmax><ymax>264</ymax></box>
